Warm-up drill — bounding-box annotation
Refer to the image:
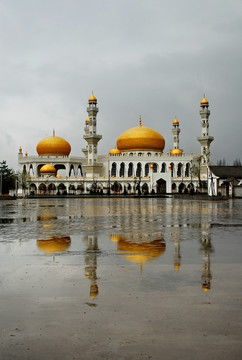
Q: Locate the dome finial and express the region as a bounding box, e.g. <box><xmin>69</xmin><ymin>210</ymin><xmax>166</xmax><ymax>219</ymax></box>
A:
<box><xmin>53</xmin><ymin>129</ymin><xmax>55</xmax><ymax>137</ymax></box>
<box><xmin>139</xmin><ymin>115</ymin><xmax>142</xmax><ymax>127</ymax></box>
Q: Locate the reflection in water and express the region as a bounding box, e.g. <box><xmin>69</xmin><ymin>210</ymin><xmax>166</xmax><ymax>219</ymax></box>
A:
<box><xmin>110</xmin><ymin>233</ymin><xmax>166</xmax><ymax>271</ymax></box>
<box><xmin>200</xmin><ymin>232</ymin><xmax>213</xmax><ymax>293</ymax></box>
<box><xmin>84</xmin><ymin>235</ymin><xmax>99</xmax><ymax>301</ymax></box>
<box><xmin>37</xmin><ymin>237</ymin><xmax>71</xmax><ymax>254</ymax></box>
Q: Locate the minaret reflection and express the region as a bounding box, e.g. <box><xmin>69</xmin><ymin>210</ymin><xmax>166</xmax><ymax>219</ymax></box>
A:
<box><xmin>200</xmin><ymin>230</ymin><xmax>213</xmax><ymax>293</ymax></box>
<box><xmin>170</xmin><ymin>231</ymin><xmax>181</xmax><ymax>272</ymax></box>
<box><xmin>84</xmin><ymin>235</ymin><xmax>99</xmax><ymax>300</ymax></box>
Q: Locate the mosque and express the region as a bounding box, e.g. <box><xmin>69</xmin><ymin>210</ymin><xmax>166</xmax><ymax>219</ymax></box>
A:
<box><xmin>18</xmin><ymin>93</ymin><xmax>213</xmax><ymax>195</ymax></box>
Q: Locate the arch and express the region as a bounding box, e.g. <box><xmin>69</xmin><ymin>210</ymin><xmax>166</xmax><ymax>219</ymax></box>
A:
<box><xmin>29</xmin><ymin>183</ymin><xmax>37</xmax><ymax>195</ymax></box>
<box><xmin>69</xmin><ymin>164</ymin><xmax>75</xmax><ymax>177</ymax></box>
<box><xmin>57</xmin><ymin>183</ymin><xmax>67</xmax><ymax>195</ymax></box>
<box><xmin>188</xmin><ymin>182</ymin><xmax>195</xmax><ymax>194</ymax></box>
<box><xmin>69</xmin><ymin>184</ymin><xmax>76</xmax><ymax>194</ymax></box>
<box><xmin>39</xmin><ymin>183</ymin><xmax>47</xmax><ymax>194</ymax></box>
<box><xmin>128</xmin><ymin>163</ymin><xmax>133</xmax><ymax>177</ymax></box>
<box><xmin>185</xmin><ymin>163</ymin><xmax>190</xmax><ymax>177</ymax></box>
<box><xmin>153</xmin><ymin>163</ymin><xmax>158</xmax><ymax>173</ymax></box>
<box><xmin>156</xmin><ymin>178</ymin><xmax>166</xmax><ymax>194</ymax></box>
<box><xmin>77</xmin><ymin>165</ymin><xmax>83</xmax><ymax>178</ymax></box>
<box><xmin>142</xmin><ymin>183</ymin><xmax>149</xmax><ymax>194</ymax></box>
<box><xmin>177</xmin><ymin>163</ymin><xmax>183</xmax><ymax>177</ymax></box>
<box><xmin>77</xmin><ymin>183</ymin><xmax>84</xmax><ymax>194</ymax></box>
<box><xmin>111</xmin><ymin>181</ymin><xmax>122</xmax><ymax>194</ymax></box>
<box><xmin>161</xmin><ymin>163</ymin><xmax>166</xmax><ymax>173</ymax></box>
<box><xmin>29</xmin><ymin>164</ymin><xmax>34</xmax><ymax>177</ymax></box>
<box><xmin>136</xmin><ymin>162</ymin><xmax>142</xmax><ymax>177</ymax></box>
<box><xmin>145</xmin><ymin>163</ymin><xmax>149</xmax><ymax>177</ymax></box>
<box><xmin>129</xmin><ymin>152</ymin><xmax>133</xmax><ymax>156</ymax></box>
<box><xmin>170</xmin><ymin>163</ymin><xmax>174</xmax><ymax>177</ymax></box>
<box><xmin>111</xmin><ymin>162</ymin><xmax>117</xmax><ymax>177</ymax></box>
<box><xmin>48</xmin><ymin>183</ymin><xmax>56</xmax><ymax>195</ymax></box>
<box><xmin>178</xmin><ymin>183</ymin><xmax>186</xmax><ymax>194</ymax></box>
<box><xmin>119</xmin><ymin>162</ymin><xmax>125</xmax><ymax>177</ymax></box>
<box><xmin>138</xmin><ymin>152</ymin><xmax>142</xmax><ymax>156</ymax></box>
<box><xmin>147</xmin><ymin>152</ymin><xmax>151</xmax><ymax>157</ymax></box>
<box><xmin>172</xmin><ymin>183</ymin><xmax>177</xmax><ymax>192</ymax></box>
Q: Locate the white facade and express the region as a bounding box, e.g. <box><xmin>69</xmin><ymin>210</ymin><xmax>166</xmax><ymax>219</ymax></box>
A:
<box><xmin>18</xmin><ymin>96</ymin><xmax>213</xmax><ymax>196</ymax></box>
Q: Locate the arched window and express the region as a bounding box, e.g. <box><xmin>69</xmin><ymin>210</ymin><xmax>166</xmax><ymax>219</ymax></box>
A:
<box><xmin>177</xmin><ymin>163</ymin><xmax>183</xmax><ymax>177</ymax></box>
<box><xmin>119</xmin><ymin>162</ymin><xmax>125</xmax><ymax>177</ymax></box>
<box><xmin>161</xmin><ymin>163</ymin><xmax>166</xmax><ymax>173</ymax></box>
<box><xmin>170</xmin><ymin>163</ymin><xmax>174</xmax><ymax>177</ymax></box>
<box><xmin>147</xmin><ymin>152</ymin><xmax>151</xmax><ymax>157</ymax></box>
<box><xmin>128</xmin><ymin>163</ymin><xmax>133</xmax><ymax>177</ymax></box>
<box><xmin>136</xmin><ymin>163</ymin><xmax>142</xmax><ymax>177</ymax></box>
<box><xmin>153</xmin><ymin>163</ymin><xmax>158</xmax><ymax>173</ymax></box>
<box><xmin>111</xmin><ymin>163</ymin><xmax>117</xmax><ymax>177</ymax></box>
<box><xmin>138</xmin><ymin>152</ymin><xmax>142</xmax><ymax>156</ymax></box>
<box><xmin>185</xmin><ymin>163</ymin><xmax>190</xmax><ymax>177</ymax></box>
<box><xmin>145</xmin><ymin>163</ymin><xmax>149</xmax><ymax>176</ymax></box>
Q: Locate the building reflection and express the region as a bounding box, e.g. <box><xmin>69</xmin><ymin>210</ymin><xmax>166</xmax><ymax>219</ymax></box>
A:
<box><xmin>110</xmin><ymin>233</ymin><xmax>166</xmax><ymax>271</ymax></box>
<box><xmin>84</xmin><ymin>235</ymin><xmax>99</xmax><ymax>300</ymax></box>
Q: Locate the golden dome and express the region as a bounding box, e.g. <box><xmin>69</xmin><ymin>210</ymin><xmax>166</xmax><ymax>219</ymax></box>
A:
<box><xmin>117</xmin><ymin>121</ymin><xmax>165</xmax><ymax>152</ymax></box>
<box><xmin>88</xmin><ymin>93</ymin><xmax>97</xmax><ymax>102</ymax></box>
<box><xmin>37</xmin><ymin>237</ymin><xmax>71</xmax><ymax>254</ymax></box>
<box><xmin>173</xmin><ymin>117</ymin><xmax>179</xmax><ymax>125</ymax></box>
<box><xmin>85</xmin><ymin>117</ymin><xmax>89</xmax><ymax>123</ymax></box>
<box><xmin>109</xmin><ymin>148</ymin><xmax>121</xmax><ymax>155</ymax></box>
<box><xmin>36</xmin><ymin>131</ymin><xmax>71</xmax><ymax>156</ymax></box>
<box><xmin>200</xmin><ymin>97</ymin><xmax>209</xmax><ymax>105</ymax></box>
<box><xmin>170</xmin><ymin>148</ymin><xmax>183</xmax><ymax>156</ymax></box>
<box><xmin>40</xmin><ymin>164</ymin><xmax>56</xmax><ymax>174</ymax></box>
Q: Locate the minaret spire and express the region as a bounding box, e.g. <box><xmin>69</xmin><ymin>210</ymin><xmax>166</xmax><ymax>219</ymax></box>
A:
<box><xmin>197</xmin><ymin>96</ymin><xmax>214</xmax><ymax>169</ymax></box>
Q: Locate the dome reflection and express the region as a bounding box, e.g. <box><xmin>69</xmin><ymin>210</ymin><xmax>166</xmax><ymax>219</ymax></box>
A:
<box><xmin>37</xmin><ymin>236</ymin><xmax>71</xmax><ymax>254</ymax></box>
<box><xmin>110</xmin><ymin>234</ymin><xmax>166</xmax><ymax>267</ymax></box>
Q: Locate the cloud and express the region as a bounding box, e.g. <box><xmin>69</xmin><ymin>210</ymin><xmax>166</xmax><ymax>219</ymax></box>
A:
<box><xmin>0</xmin><ymin>0</ymin><xmax>242</xmax><ymax>168</ymax></box>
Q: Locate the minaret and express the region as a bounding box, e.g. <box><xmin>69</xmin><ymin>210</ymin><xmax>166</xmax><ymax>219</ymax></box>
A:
<box><xmin>197</xmin><ymin>96</ymin><xmax>214</xmax><ymax>168</ymax></box>
<box><xmin>172</xmin><ymin>117</ymin><xmax>180</xmax><ymax>150</ymax></box>
<box><xmin>82</xmin><ymin>93</ymin><xmax>102</xmax><ymax>178</ymax></box>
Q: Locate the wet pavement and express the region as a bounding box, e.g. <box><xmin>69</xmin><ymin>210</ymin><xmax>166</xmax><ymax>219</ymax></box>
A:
<box><xmin>0</xmin><ymin>198</ymin><xmax>242</xmax><ymax>359</ymax></box>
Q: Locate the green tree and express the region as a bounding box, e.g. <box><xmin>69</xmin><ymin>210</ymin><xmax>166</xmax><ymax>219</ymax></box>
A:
<box><xmin>0</xmin><ymin>161</ymin><xmax>15</xmax><ymax>194</ymax></box>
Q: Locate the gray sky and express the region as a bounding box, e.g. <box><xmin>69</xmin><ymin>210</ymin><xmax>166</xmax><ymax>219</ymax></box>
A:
<box><xmin>1</xmin><ymin>0</ymin><xmax>242</xmax><ymax>170</ymax></box>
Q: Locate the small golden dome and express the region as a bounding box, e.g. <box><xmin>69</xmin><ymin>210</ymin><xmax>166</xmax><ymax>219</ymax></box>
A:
<box><xmin>109</xmin><ymin>148</ymin><xmax>121</xmax><ymax>155</ymax></box>
<box><xmin>36</xmin><ymin>131</ymin><xmax>71</xmax><ymax>156</ymax></box>
<box><xmin>117</xmin><ymin>123</ymin><xmax>165</xmax><ymax>152</ymax></box>
<box><xmin>88</xmin><ymin>93</ymin><xmax>97</xmax><ymax>102</ymax></box>
<box><xmin>56</xmin><ymin>173</ymin><xmax>62</xmax><ymax>178</ymax></box>
<box><xmin>25</xmin><ymin>152</ymin><xmax>28</xmax><ymax>157</ymax></box>
<box><xmin>173</xmin><ymin>117</ymin><xmax>179</xmax><ymax>125</ymax></box>
<box><xmin>40</xmin><ymin>164</ymin><xmax>56</xmax><ymax>174</ymax></box>
<box><xmin>85</xmin><ymin>117</ymin><xmax>89</xmax><ymax>123</ymax></box>
<box><xmin>19</xmin><ymin>146</ymin><xmax>22</xmax><ymax>153</ymax></box>
<box><xmin>200</xmin><ymin>97</ymin><xmax>209</xmax><ymax>105</ymax></box>
<box><xmin>37</xmin><ymin>237</ymin><xmax>71</xmax><ymax>254</ymax></box>
<box><xmin>170</xmin><ymin>148</ymin><xmax>183</xmax><ymax>156</ymax></box>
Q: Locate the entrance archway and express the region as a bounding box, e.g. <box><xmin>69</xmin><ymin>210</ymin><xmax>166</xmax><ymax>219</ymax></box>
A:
<box><xmin>156</xmin><ymin>178</ymin><xmax>166</xmax><ymax>194</ymax></box>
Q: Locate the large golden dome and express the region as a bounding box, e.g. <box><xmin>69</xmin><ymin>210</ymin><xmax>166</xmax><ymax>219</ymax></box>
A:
<box><xmin>117</xmin><ymin>118</ymin><xmax>165</xmax><ymax>152</ymax></box>
<box><xmin>36</xmin><ymin>131</ymin><xmax>71</xmax><ymax>156</ymax></box>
